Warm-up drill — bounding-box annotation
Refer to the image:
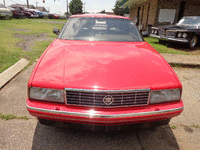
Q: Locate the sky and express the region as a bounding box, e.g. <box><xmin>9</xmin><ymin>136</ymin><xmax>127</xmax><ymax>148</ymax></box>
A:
<box><xmin>2</xmin><ymin>0</ymin><xmax>116</xmax><ymax>14</ymax></box>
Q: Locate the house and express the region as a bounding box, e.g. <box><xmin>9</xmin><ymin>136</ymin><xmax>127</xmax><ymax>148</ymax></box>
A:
<box><xmin>9</xmin><ymin>4</ymin><xmax>36</xmax><ymax>9</ymax></box>
<box><xmin>128</xmin><ymin>0</ymin><xmax>200</xmax><ymax>31</ymax></box>
<box><xmin>36</xmin><ymin>6</ymin><xmax>47</xmax><ymax>12</ymax></box>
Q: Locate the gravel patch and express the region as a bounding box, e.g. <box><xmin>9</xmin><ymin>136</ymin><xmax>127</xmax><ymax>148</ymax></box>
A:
<box><xmin>9</xmin><ymin>28</ymin><xmax>30</xmax><ymax>32</ymax></box>
<box><xmin>15</xmin><ymin>33</ymin><xmax>54</xmax><ymax>51</ymax></box>
<box><xmin>33</xmin><ymin>20</ymin><xmax>66</xmax><ymax>24</ymax></box>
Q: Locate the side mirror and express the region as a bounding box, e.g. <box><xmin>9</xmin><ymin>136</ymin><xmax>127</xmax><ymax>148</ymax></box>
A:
<box><xmin>53</xmin><ymin>28</ymin><xmax>60</xmax><ymax>35</ymax></box>
<box><xmin>142</xmin><ymin>31</ymin><xmax>149</xmax><ymax>37</ymax></box>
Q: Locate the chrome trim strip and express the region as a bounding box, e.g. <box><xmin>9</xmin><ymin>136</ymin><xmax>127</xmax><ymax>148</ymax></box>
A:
<box><xmin>151</xmin><ymin>27</ymin><xmax>159</xmax><ymax>29</ymax></box>
<box><xmin>167</xmin><ymin>29</ymin><xmax>188</xmax><ymax>32</ymax></box>
<box><xmin>150</xmin><ymin>34</ymin><xmax>160</xmax><ymax>38</ymax></box>
<box><xmin>165</xmin><ymin>37</ymin><xmax>189</xmax><ymax>43</ymax></box>
<box><xmin>27</xmin><ymin>105</ymin><xmax>183</xmax><ymax>119</ymax></box>
<box><xmin>64</xmin><ymin>88</ymin><xmax>151</xmax><ymax>93</ymax></box>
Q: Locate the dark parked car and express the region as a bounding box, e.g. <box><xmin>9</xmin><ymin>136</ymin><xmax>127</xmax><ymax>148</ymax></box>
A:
<box><xmin>150</xmin><ymin>16</ymin><xmax>200</xmax><ymax>48</ymax></box>
<box><xmin>8</xmin><ymin>7</ymin><xmax>25</xmax><ymax>19</ymax></box>
<box><xmin>48</xmin><ymin>13</ymin><xmax>59</xmax><ymax>19</ymax></box>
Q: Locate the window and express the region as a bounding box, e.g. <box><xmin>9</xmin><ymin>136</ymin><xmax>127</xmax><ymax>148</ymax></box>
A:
<box><xmin>59</xmin><ymin>17</ymin><xmax>143</xmax><ymax>42</ymax></box>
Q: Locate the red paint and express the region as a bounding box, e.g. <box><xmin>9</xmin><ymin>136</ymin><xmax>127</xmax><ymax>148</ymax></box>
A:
<box><xmin>30</xmin><ymin>40</ymin><xmax>181</xmax><ymax>91</ymax></box>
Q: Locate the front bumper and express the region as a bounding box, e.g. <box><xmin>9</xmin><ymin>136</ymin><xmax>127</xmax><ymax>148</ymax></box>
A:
<box><xmin>150</xmin><ymin>34</ymin><xmax>189</xmax><ymax>43</ymax></box>
<box><xmin>27</xmin><ymin>98</ymin><xmax>183</xmax><ymax>125</ymax></box>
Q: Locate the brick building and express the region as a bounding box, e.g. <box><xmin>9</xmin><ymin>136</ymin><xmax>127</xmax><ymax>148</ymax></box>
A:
<box><xmin>129</xmin><ymin>0</ymin><xmax>200</xmax><ymax>31</ymax></box>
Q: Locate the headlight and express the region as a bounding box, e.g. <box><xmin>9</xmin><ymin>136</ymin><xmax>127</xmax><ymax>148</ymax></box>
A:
<box><xmin>182</xmin><ymin>33</ymin><xmax>187</xmax><ymax>38</ymax></box>
<box><xmin>150</xmin><ymin>89</ymin><xmax>181</xmax><ymax>104</ymax></box>
<box><xmin>177</xmin><ymin>33</ymin><xmax>182</xmax><ymax>38</ymax></box>
<box><xmin>29</xmin><ymin>87</ymin><xmax>65</xmax><ymax>103</ymax></box>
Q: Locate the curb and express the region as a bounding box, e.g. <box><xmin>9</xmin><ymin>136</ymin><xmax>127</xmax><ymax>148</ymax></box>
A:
<box><xmin>0</xmin><ymin>58</ymin><xmax>29</xmax><ymax>89</ymax></box>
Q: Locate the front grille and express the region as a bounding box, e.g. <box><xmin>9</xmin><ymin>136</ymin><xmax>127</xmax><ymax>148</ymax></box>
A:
<box><xmin>158</xmin><ymin>29</ymin><xmax>165</xmax><ymax>36</ymax></box>
<box><xmin>166</xmin><ymin>30</ymin><xmax>176</xmax><ymax>38</ymax></box>
<box><xmin>65</xmin><ymin>89</ymin><xmax>150</xmax><ymax>107</ymax></box>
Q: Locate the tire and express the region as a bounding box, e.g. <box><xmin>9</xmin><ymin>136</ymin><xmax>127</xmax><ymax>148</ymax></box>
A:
<box><xmin>158</xmin><ymin>39</ymin><xmax>165</xmax><ymax>44</ymax></box>
<box><xmin>189</xmin><ymin>36</ymin><xmax>197</xmax><ymax>48</ymax></box>
<box><xmin>38</xmin><ymin>118</ymin><xmax>56</xmax><ymax>126</ymax></box>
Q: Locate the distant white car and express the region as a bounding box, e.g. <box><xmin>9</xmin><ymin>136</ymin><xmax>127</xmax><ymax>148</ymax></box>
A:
<box><xmin>0</xmin><ymin>4</ymin><xmax>12</xmax><ymax>19</ymax></box>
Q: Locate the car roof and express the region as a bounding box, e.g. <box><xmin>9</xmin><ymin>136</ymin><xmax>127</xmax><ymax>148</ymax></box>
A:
<box><xmin>70</xmin><ymin>13</ymin><xmax>131</xmax><ymax>20</ymax></box>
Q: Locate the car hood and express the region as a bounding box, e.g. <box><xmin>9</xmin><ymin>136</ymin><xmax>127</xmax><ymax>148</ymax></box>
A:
<box><xmin>31</xmin><ymin>39</ymin><xmax>181</xmax><ymax>90</ymax></box>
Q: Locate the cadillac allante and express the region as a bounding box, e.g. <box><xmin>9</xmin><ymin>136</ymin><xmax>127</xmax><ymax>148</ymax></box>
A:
<box><xmin>27</xmin><ymin>14</ymin><xmax>183</xmax><ymax>129</ymax></box>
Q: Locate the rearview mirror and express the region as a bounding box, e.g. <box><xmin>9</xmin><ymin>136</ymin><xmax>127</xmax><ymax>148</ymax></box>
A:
<box><xmin>53</xmin><ymin>28</ymin><xmax>60</xmax><ymax>35</ymax></box>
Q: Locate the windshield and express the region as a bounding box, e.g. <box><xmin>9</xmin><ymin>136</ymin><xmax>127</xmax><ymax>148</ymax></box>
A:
<box><xmin>177</xmin><ymin>17</ymin><xmax>200</xmax><ymax>25</ymax></box>
<box><xmin>59</xmin><ymin>17</ymin><xmax>143</xmax><ymax>42</ymax></box>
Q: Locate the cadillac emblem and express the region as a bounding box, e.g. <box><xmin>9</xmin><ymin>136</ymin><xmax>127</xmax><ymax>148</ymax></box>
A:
<box><xmin>103</xmin><ymin>95</ymin><xmax>114</xmax><ymax>105</ymax></box>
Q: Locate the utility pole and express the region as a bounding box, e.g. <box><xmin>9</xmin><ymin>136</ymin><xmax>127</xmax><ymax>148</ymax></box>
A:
<box><xmin>84</xmin><ymin>3</ymin><xmax>86</xmax><ymax>13</ymax></box>
<box><xmin>3</xmin><ymin>0</ymin><xmax>5</xmax><ymax>6</ymax></box>
<box><xmin>27</xmin><ymin>0</ymin><xmax>29</xmax><ymax>9</ymax></box>
<box><xmin>36</xmin><ymin>2</ymin><xmax>39</xmax><ymax>8</ymax></box>
<box><xmin>47</xmin><ymin>7</ymin><xmax>50</xmax><ymax>13</ymax></box>
<box><xmin>66</xmin><ymin>0</ymin><xmax>69</xmax><ymax>19</ymax></box>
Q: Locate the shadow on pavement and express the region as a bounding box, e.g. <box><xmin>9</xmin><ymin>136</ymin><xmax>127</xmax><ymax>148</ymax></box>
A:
<box><xmin>153</xmin><ymin>40</ymin><xmax>200</xmax><ymax>52</ymax></box>
<box><xmin>32</xmin><ymin>121</ymin><xmax>180</xmax><ymax>150</ymax></box>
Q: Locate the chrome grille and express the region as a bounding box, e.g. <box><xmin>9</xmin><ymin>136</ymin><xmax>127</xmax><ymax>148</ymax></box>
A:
<box><xmin>166</xmin><ymin>30</ymin><xmax>176</xmax><ymax>38</ymax></box>
<box><xmin>158</xmin><ymin>29</ymin><xmax>165</xmax><ymax>36</ymax></box>
<box><xmin>65</xmin><ymin>89</ymin><xmax>150</xmax><ymax>107</ymax></box>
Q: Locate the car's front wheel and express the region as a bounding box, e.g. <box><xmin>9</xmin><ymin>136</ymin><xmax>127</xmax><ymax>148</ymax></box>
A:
<box><xmin>189</xmin><ymin>36</ymin><xmax>197</xmax><ymax>48</ymax></box>
<box><xmin>38</xmin><ymin>118</ymin><xmax>56</xmax><ymax>126</ymax></box>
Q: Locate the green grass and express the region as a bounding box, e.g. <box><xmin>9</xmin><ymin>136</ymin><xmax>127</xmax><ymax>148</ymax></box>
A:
<box><xmin>170</xmin><ymin>125</ymin><xmax>177</xmax><ymax>129</ymax></box>
<box><xmin>193</xmin><ymin>124</ymin><xmax>200</xmax><ymax>128</ymax></box>
<box><xmin>0</xmin><ymin>113</ymin><xmax>29</xmax><ymax>120</ymax></box>
<box><xmin>26</xmin><ymin>40</ymin><xmax>53</xmax><ymax>61</ymax></box>
<box><xmin>0</xmin><ymin>18</ymin><xmax>64</xmax><ymax>73</ymax></box>
<box><xmin>144</xmin><ymin>37</ymin><xmax>193</xmax><ymax>55</ymax></box>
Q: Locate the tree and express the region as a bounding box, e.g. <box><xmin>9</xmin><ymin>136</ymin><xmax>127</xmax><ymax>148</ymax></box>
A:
<box><xmin>69</xmin><ymin>0</ymin><xmax>83</xmax><ymax>15</ymax></box>
<box><xmin>113</xmin><ymin>0</ymin><xmax>130</xmax><ymax>16</ymax></box>
<box><xmin>100</xmin><ymin>10</ymin><xmax>106</xmax><ymax>14</ymax></box>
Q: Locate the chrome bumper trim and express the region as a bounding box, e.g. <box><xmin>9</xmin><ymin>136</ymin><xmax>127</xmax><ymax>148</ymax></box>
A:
<box><xmin>165</xmin><ymin>37</ymin><xmax>189</xmax><ymax>43</ymax></box>
<box><xmin>150</xmin><ymin>34</ymin><xmax>189</xmax><ymax>43</ymax></box>
<box><xmin>150</xmin><ymin>34</ymin><xmax>160</xmax><ymax>38</ymax></box>
<box><xmin>27</xmin><ymin>105</ymin><xmax>183</xmax><ymax>119</ymax></box>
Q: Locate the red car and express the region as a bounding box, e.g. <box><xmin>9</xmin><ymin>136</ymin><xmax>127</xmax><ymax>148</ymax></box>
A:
<box><xmin>27</xmin><ymin>14</ymin><xmax>183</xmax><ymax>128</ymax></box>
